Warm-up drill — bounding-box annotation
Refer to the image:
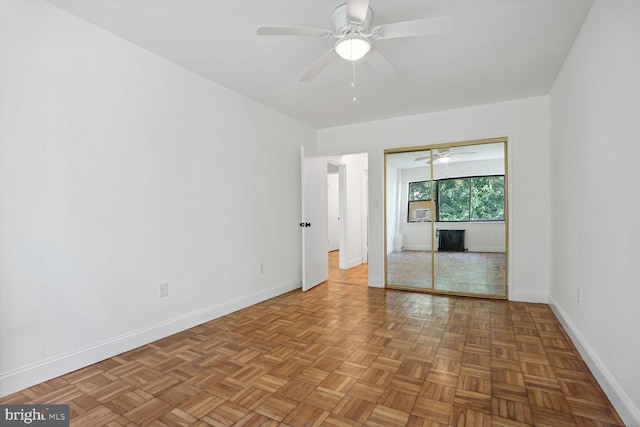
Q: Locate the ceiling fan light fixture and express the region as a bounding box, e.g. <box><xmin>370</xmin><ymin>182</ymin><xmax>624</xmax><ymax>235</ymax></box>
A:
<box><xmin>439</xmin><ymin>156</ymin><xmax>451</xmax><ymax>163</ymax></box>
<box><xmin>335</xmin><ymin>35</ymin><xmax>371</xmax><ymax>61</ymax></box>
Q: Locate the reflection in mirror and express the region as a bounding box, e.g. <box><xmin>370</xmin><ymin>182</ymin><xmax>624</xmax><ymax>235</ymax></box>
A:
<box><xmin>385</xmin><ymin>140</ymin><xmax>507</xmax><ymax>298</ymax></box>
<box><xmin>385</xmin><ymin>150</ymin><xmax>433</xmax><ymax>289</ymax></box>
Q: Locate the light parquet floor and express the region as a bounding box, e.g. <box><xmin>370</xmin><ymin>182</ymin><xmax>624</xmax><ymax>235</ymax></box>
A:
<box><xmin>0</xmin><ymin>256</ymin><xmax>623</xmax><ymax>426</ymax></box>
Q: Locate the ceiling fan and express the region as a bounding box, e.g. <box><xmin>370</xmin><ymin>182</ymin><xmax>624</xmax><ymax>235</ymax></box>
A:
<box><xmin>415</xmin><ymin>148</ymin><xmax>477</xmax><ymax>164</ymax></box>
<box><xmin>257</xmin><ymin>0</ymin><xmax>452</xmax><ymax>83</ymax></box>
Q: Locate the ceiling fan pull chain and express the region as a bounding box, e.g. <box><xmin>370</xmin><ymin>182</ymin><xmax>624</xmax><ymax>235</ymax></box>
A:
<box><xmin>352</xmin><ymin>58</ymin><xmax>357</xmax><ymax>102</ymax></box>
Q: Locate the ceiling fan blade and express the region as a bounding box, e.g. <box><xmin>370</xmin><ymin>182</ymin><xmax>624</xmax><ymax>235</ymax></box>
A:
<box><xmin>257</xmin><ymin>27</ymin><xmax>334</xmax><ymax>38</ymax></box>
<box><xmin>346</xmin><ymin>0</ymin><xmax>370</xmax><ymax>23</ymax></box>
<box><xmin>300</xmin><ymin>49</ymin><xmax>337</xmax><ymax>83</ymax></box>
<box><xmin>364</xmin><ymin>48</ymin><xmax>397</xmax><ymax>78</ymax></box>
<box><xmin>373</xmin><ymin>16</ymin><xmax>452</xmax><ymax>40</ymax></box>
<box><xmin>414</xmin><ymin>156</ymin><xmax>429</xmax><ymax>162</ymax></box>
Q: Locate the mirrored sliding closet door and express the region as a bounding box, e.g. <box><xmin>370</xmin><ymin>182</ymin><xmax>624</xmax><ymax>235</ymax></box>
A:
<box><xmin>385</xmin><ymin>138</ymin><xmax>508</xmax><ymax>298</ymax></box>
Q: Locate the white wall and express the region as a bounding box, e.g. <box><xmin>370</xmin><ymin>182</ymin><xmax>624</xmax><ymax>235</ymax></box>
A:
<box><xmin>401</xmin><ymin>222</ymin><xmax>505</xmax><ymax>253</ymax></box>
<box><xmin>318</xmin><ymin>96</ymin><xmax>550</xmax><ymax>303</ymax></box>
<box><xmin>0</xmin><ymin>0</ymin><xmax>315</xmax><ymax>396</ymax></box>
<box><xmin>549</xmin><ymin>0</ymin><xmax>640</xmax><ymax>423</ymax></box>
<box><xmin>385</xmin><ymin>166</ymin><xmax>399</xmax><ymax>254</ymax></box>
<box><xmin>327</xmin><ymin>153</ymin><xmax>368</xmax><ymax>268</ymax></box>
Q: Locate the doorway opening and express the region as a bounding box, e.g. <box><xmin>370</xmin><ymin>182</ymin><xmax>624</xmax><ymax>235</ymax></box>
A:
<box><xmin>300</xmin><ymin>146</ymin><xmax>369</xmax><ymax>291</ymax></box>
<box><xmin>326</xmin><ymin>153</ymin><xmax>368</xmax><ymax>282</ymax></box>
<box><xmin>327</xmin><ymin>160</ymin><xmax>348</xmax><ymax>270</ymax></box>
<box><xmin>328</xmin><ymin>249</ymin><xmax>368</xmax><ymax>286</ymax></box>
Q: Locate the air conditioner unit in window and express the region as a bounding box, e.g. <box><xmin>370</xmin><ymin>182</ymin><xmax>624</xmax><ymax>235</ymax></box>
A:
<box><xmin>413</xmin><ymin>208</ymin><xmax>430</xmax><ymax>221</ymax></box>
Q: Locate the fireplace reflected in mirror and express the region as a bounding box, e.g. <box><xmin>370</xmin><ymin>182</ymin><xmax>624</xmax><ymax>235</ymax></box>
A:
<box><xmin>385</xmin><ymin>139</ymin><xmax>507</xmax><ymax>298</ymax></box>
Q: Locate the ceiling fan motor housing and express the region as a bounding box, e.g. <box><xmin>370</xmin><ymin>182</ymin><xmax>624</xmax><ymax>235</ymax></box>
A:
<box><xmin>332</xmin><ymin>4</ymin><xmax>373</xmax><ymax>36</ymax></box>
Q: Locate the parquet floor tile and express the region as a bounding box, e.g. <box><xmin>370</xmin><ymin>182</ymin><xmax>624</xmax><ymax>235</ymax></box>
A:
<box><xmin>0</xmin><ymin>253</ymin><xmax>625</xmax><ymax>426</ymax></box>
<box><xmin>366</xmin><ymin>404</ymin><xmax>410</xmax><ymax>427</ymax></box>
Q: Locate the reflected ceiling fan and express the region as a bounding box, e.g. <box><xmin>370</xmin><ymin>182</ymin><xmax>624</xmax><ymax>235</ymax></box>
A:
<box><xmin>415</xmin><ymin>148</ymin><xmax>477</xmax><ymax>164</ymax></box>
<box><xmin>257</xmin><ymin>0</ymin><xmax>452</xmax><ymax>83</ymax></box>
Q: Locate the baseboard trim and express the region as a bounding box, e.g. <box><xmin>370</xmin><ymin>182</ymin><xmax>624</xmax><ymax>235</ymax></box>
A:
<box><xmin>400</xmin><ymin>246</ymin><xmax>506</xmax><ymax>253</ymax></box>
<box><xmin>549</xmin><ymin>296</ymin><xmax>640</xmax><ymax>426</ymax></box>
<box><xmin>469</xmin><ymin>246</ymin><xmax>506</xmax><ymax>253</ymax></box>
<box><xmin>347</xmin><ymin>257</ymin><xmax>363</xmax><ymax>269</ymax></box>
<box><xmin>367</xmin><ymin>273</ymin><xmax>384</xmax><ymax>288</ymax></box>
<box><xmin>509</xmin><ymin>290</ymin><xmax>548</xmax><ymax>303</ymax></box>
<box><xmin>0</xmin><ymin>279</ymin><xmax>301</xmax><ymax>398</ymax></box>
<box><xmin>402</xmin><ymin>245</ymin><xmax>430</xmax><ymax>251</ymax></box>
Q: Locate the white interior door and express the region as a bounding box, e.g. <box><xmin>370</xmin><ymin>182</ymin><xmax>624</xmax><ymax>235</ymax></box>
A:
<box><xmin>301</xmin><ymin>146</ymin><xmax>328</xmax><ymax>291</ymax></box>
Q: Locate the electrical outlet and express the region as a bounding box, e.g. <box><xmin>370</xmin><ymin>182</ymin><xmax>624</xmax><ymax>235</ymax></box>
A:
<box><xmin>259</xmin><ymin>262</ymin><xmax>265</xmax><ymax>274</ymax></box>
<box><xmin>159</xmin><ymin>282</ymin><xmax>169</xmax><ymax>298</ymax></box>
<box><xmin>577</xmin><ymin>287</ymin><xmax>582</xmax><ymax>305</ymax></box>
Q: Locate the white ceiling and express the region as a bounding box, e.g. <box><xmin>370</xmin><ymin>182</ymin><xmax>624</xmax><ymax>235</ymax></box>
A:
<box><xmin>46</xmin><ymin>0</ymin><xmax>594</xmax><ymax>129</ymax></box>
